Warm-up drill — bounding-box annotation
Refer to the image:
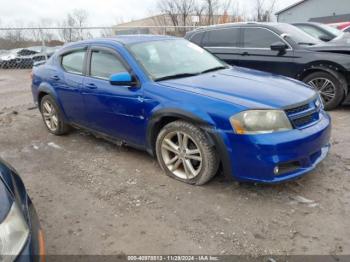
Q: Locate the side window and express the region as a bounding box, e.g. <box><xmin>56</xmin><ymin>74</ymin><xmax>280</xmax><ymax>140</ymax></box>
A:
<box><xmin>344</xmin><ymin>27</ymin><xmax>350</xmax><ymax>33</ymax></box>
<box><xmin>90</xmin><ymin>49</ymin><xmax>127</xmax><ymax>79</ymax></box>
<box><xmin>203</xmin><ymin>28</ymin><xmax>240</xmax><ymax>47</ymax></box>
<box><xmin>61</xmin><ymin>50</ymin><xmax>85</xmax><ymax>74</ymax></box>
<box><xmin>243</xmin><ymin>28</ymin><xmax>282</xmax><ymax>48</ymax></box>
<box><xmin>190</xmin><ymin>33</ymin><xmax>204</xmax><ymax>45</ymax></box>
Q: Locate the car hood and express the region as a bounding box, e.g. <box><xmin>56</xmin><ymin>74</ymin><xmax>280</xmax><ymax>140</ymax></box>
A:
<box><xmin>158</xmin><ymin>67</ymin><xmax>316</xmax><ymax>109</ymax></box>
<box><xmin>306</xmin><ymin>42</ymin><xmax>350</xmax><ymax>53</ymax></box>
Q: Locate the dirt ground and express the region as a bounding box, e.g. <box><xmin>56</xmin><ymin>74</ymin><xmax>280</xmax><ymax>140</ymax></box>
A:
<box><xmin>0</xmin><ymin>69</ymin><xmax>350</xmax><ymax>256</ymax></box>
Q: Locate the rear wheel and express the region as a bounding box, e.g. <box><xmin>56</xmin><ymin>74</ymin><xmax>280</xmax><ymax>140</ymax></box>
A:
<box><xmin>156</xmin><ymin>120</ymin><xmax>219</xmax><ymax>185</ymax></box>
<box><xmin>303</xmin><ymin>71</ymin><xmax>345</xmax><ymax>110</ymax></box>
<box><xmin>40</xmin><ymin>95</ymin><xmax>70</xmax><ymax>135</ymax></box>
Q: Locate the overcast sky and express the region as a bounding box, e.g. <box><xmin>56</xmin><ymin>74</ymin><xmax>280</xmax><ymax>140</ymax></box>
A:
<box><xmin>0</xmin><ymin>0</ymin><xmax>300</xmax><ymax>27</ymax></box>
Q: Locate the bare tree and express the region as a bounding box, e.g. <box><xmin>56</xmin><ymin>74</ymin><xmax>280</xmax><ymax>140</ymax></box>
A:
<box><xmin>254</xmin><ymin>0</ymin><xmax>277</xmax><ymax>22</ymax></box>
<box><xmin>193</xmin><ymin>1</ymin><xmax>205</xmax><ymax>26</ymax></box>
<box><xmin>175</xmin><ymin>0</ymin><xmax>195</xmax><ymax>27</ymax></box>
<box><xmin>60</xmin><ymin>9</ymin><xmax>89</xmax><ymax>42</ymax></box>
<box><xmin>157</xmin><ymin>0</ymin><xmax>180</xmax><ymax>27</ymax></box>
<box><xmin>202</xmin><ymin>0</ymin><xmax>220</xmax><ymax>25</ymax></box>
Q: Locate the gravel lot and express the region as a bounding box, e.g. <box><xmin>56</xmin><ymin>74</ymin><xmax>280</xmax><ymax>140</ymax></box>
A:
<box><xmin>1</xmin><ymin>69</ymin><xmax>350</xmax><ymax>256</ymax></box>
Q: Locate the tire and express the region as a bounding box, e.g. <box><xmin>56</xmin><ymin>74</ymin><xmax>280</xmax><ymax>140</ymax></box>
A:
<box><xmin>40</xmin><ymin>95</ymin><xmax>70</xmax><ymax>135</ymax></box>
<box><xmin>155</xmin><ymin>120</ymin><xmax>219</xmax><ymax>185</ymax></box>
<box><xmin>303</xmin><ymin>71</ymin><xmax>346</xmax><ymax>110</ymax></box>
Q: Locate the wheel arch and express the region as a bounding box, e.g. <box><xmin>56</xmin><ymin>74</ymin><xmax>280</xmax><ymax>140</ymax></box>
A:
<box><xmin>146</xmin><ymin>108</ymin><xmax>234</xmax><ymax>181</ymax></box>
<box><xmin>37</xmin><ymin>84</ymin><xmax>69</xmax><ymax>121</ymax></box>
<box><xmin>297</xmin><ymin>61</ymin><xmax>349</xmax><ymax>95</ymax></box>
<box><xmin>146</xmin><ymin>109</ymin><xmax>216</xmax><ymax>157</ymax></box>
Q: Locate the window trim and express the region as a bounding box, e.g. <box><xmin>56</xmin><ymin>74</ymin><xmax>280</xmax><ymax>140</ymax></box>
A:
<box><xmin>59</xmin><ymin>47</ymin><xmax>88</xmax><ymax>76</ymax></box>
<box><xmin>241</xmin><ymin>27</ymin><xmax>293</xmax><ymax>50</ymax></box>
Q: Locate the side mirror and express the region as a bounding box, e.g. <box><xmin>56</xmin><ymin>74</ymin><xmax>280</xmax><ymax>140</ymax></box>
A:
<box><xmin>319</xmin><ymin>35</ymin><xmax>332</xmax><ymax>42</ymax></box>
<box><xmin>109</xmin><ymin>72</ymin><xmax>133</xmax><ymax>86</ymax></box>
<box><xmin>270</xmin><ymin>42</ymin><xmax>288</xmax><ymax>52</ymax></box>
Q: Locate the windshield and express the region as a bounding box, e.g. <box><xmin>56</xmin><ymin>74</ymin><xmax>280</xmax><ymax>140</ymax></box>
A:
<box><xmin>275</xmin><ymin>24</ymin><xmax>323</xmax><ymax>46</ymax></box>
<box><xmin>129</xmin><ymin>39</ymin><xmax>226</xmax><ymax>80</ymax></box>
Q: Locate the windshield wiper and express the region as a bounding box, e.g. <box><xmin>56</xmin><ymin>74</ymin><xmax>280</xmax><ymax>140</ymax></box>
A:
<box><xmin>200</xmin><ymin>66</ymin><xmax>227</xmax><ymax>74</ymax></box>
<box><xmin>155</xmin><ymin>73</ymin><xmax>199</xmax><ymax>81</ymax></box>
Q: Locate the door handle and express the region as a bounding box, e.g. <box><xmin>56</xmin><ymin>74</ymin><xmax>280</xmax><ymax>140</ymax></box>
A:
<box><xmin>51</xmin><ymin>75</ymin><xmax>60</xmax><ymax>81</ymax></box>
<box><xmin>241</xmin><ymin>52</ymin><xmax>249</xmax><ymax>56</ymax></box>
<box><xmin>86</xmin><ymin>83</ymin><xmax>97</xmax><ymax>89</ymax></box>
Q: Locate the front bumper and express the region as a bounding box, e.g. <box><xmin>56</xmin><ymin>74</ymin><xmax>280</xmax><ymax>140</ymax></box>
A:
<box><xmin>219</xmin><ymin>111</ymin><xmax>331</xmax><ymax>183</ymax></box>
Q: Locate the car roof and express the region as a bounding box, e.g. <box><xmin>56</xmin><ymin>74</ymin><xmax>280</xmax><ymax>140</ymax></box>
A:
<box><xmin>63</xmin><ymin>34</ymin><xmax>179</xmax><ymax>49</ymax></box>
<box><xmin>187</xmin><ymin>22</ymin><xmax>285</xmax><ymax>36</ymax></box>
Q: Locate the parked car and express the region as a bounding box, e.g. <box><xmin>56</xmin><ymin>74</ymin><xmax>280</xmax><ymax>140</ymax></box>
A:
<box><xmin>293</xmin><ymin>22</ymin><xmax>350</xmax><ymax>46</ymax></box>
<box><xmin>185</xmin><ymin>22</ymin><xmax>350</xmax><ymax>110</ymax></box>
<box><xmin>330</xmin><ymin>21</ymin><xmax>350</xmax><ymax>31</ymax></box>
<box><xmin>31</xmin><ymin>36</ymin><xmax>331</xmax><ymax>185</ymax></box>
<box><xmin>0</xmin><ymin>158</ymin><xmax>45</xmax><ymax>261</ymax></box>
<box><xmin>293</xmin><ymin>22</ymin><xmax>344</xmax><ymax>42</ymax></box>
<box><xmin>0</xmin><ymin>47</ymin><xmax>57</xmax><ymax>69</ymax></box>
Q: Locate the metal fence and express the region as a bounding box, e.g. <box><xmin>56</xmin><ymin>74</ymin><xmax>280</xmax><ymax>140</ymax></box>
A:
<box><xmin>0</xmin><ymin>26</ymin><xmax>198</xmax><ymax>69</ymax></box>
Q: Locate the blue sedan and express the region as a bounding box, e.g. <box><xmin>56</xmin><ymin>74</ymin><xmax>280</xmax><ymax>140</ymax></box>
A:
<box><xmin>0</xmin><ymin>159</ymin><xmax>45</xmax><ymax>261</ymax></box>
<box><xmin>31</xmin><ymin>35</ymin><xmax>331</xmax><ymax>185</ymax></box>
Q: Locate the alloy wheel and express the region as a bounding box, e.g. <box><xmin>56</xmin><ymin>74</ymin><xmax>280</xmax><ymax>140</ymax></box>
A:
<box><xmin>160</xmin><ymin>131</ymin><xmax>203</xmax><ymax>180</ymax></box>
<box><xmin>42</xmin><ymin>100</ymin><xmax>59</xmax><ymax>132</ymax></box>
<box><xmin>308</xmin><ymin>77</ymin><xmax>336</xmax><ymax>104</ymax></box>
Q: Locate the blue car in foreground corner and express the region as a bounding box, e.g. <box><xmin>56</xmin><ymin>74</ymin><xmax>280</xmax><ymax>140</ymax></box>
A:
<box><xmin>31</xmin><ymin>35</ymin><xmax>331</xmax><ymax>185</ymax></box>
<box><xmin>0</xmin><ymin>159</ymin><xmax>45</xmax><ymax>261</ymax></box>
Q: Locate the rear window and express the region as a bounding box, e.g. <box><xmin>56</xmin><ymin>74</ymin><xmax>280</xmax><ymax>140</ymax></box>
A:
<box><xmin>203</xmin><ymin>28</ymin><xmax>240</xmax><ymax>47</ymax></box>
<box><xmin>61</xmin><ymin>50</ymin><xmax>85</xmax><ymax>74</ymax></box>
<box><xmin>189</xmin><ymin>33</ymin><xmax>204</xmax><ymax>45</ymax></box>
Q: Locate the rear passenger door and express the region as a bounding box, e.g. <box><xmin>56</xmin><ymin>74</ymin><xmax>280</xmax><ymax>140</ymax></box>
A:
<box><xmin>201</xmin><ymin>27</ymin><xmax>243</xmax><ymax>66</ymax></box>
<box><xmin>238</xmin><ymin>27</ymin><xmax>296</xmax><ymax>77</ymax></box>
<box><xmin>54</xmin><ymin>48</ymin><xmax>87</xmax><ymax>125</ymax></box>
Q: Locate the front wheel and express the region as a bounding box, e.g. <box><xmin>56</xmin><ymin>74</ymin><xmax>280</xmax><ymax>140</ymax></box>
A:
<box><xmin>156</xmin><ymin>121</ymin><xmax>219</xmax><ymax>185</ymax></box>
<box><xmin>303</xmin><ymin>71</ymin><xmax>345</xmax><ymax>110</ymax></box>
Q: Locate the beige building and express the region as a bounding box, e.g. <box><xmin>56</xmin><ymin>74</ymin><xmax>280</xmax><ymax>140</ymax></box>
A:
<box><xmin>113</xmin><ymin>13</ymin><xmax>239</xmax><ymax>36</ymax></box>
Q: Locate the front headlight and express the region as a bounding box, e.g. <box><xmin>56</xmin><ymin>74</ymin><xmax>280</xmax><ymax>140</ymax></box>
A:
<box><xmin>230</xmin><ymin>110</ymin><xmax>293</xmax><ymax>134</ymax></box>
<box><xmin>0</xmin><ymin>202</ymin><xmax>29</xmax><ymax>261</ymax></box>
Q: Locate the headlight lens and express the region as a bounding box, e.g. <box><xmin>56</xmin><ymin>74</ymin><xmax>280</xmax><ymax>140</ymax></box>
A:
<box><xmin>0</xmin><ymin>202</ymin><xmax>29</xmax><ymax>260</ymax></box>
<box><xmin>230</xmin><ymin>110</ymin><xmax>293</xmax><ymax>134</ymax></box>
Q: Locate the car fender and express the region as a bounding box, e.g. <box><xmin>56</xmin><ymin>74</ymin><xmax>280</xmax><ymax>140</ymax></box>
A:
<box><xmin>37</xmin><ymin>82</ymin><xmax>69</xmax><ymax>121</ymax></box>
<box><xmin>146</xmin><ymin>106</ymin><xmax>234</xmax><ymax>180</ymax></box>
<box><xmin>146</xmin><ymin>105</ymin><xmax>216</xmax><ymax>155</ymax></box>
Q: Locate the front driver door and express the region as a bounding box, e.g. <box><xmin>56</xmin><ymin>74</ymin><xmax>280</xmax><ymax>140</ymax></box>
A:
<box><xmin>238</xmin><ymin>27</ymin><xmax>296</xmax><ymax>77</ymax></box>
<box><xmin>82</xmin><ymin>46</ymin><xmax>144</xmax><ymax>145</ymax></box>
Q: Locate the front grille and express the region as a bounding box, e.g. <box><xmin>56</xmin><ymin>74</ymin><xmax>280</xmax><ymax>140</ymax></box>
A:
<box><xmin>285</xmin><ymin>99</ymin><xmax>320</xmax><ymax>128</ymax></box>
<box><xmin>293</xmin><ymin>114</ymin><xmax>314</xmax><ymax>127</ymax></box>
<box><xmin>285</xmin><ymin>103</ymin><xmax>310</xmax><ymax>115</ymax></box>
